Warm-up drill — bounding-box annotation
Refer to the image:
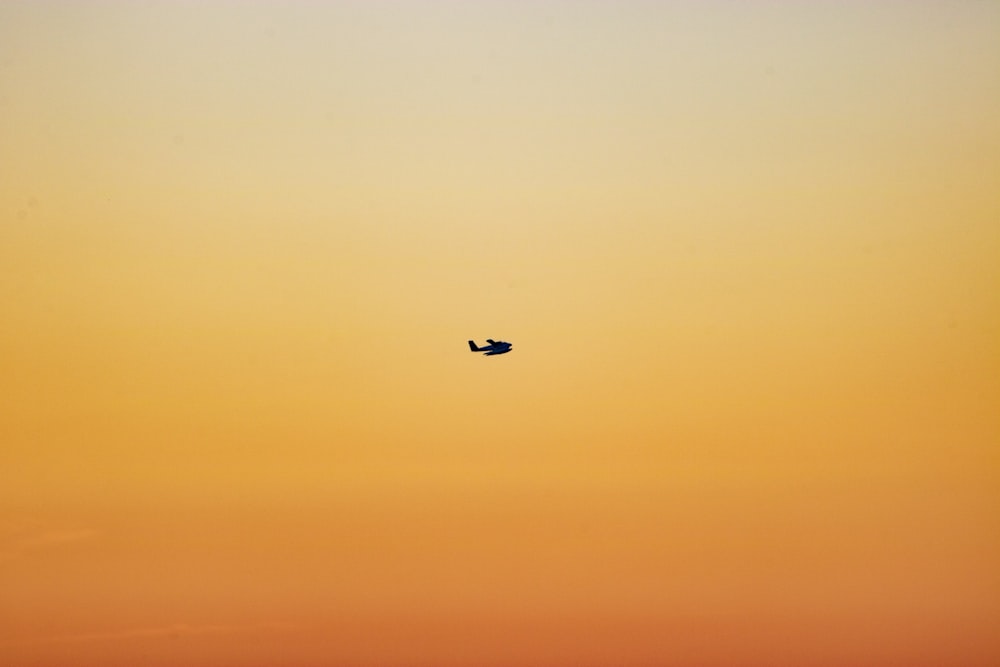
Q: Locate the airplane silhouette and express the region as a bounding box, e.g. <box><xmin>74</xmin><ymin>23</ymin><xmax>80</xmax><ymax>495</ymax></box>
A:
<box><xmin>468</xmin><ymin>339</ymin><xmax>512</xmax><ymax>356</ymax></box>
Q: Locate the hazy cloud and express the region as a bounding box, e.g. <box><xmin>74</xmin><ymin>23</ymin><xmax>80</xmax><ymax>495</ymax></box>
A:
<box><xmin>0</xmin><ymin>622</ymin><xmax>295</xmax><ymax>648</ymax></box>
<box><xmin>0</xmin><ymin>521</ymin><xmax>99</xmax><ymax>564</ymax></box>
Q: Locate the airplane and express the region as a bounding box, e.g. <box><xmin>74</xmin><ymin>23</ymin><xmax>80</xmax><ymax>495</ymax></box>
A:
<box><xmin>468</xmin><ymin>339</ymin><xmax>513</xmax><ymax>356</ymax></box>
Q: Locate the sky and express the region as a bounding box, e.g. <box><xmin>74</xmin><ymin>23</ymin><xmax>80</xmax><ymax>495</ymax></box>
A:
<box><xmin>1</xmin><ymin>2</ymin><xmax>998</xmax><ymax>666</ymax></box>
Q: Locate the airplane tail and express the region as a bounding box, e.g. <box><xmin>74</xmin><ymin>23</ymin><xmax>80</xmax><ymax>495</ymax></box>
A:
<box><xmin>468</xmin><ymin>340</ymin><xmax>482</xmax><ymax>352</ymax></box>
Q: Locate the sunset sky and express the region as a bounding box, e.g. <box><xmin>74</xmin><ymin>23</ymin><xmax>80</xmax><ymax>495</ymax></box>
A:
<box><xmin>2</xmin><ymin>2</ymin><xmax>998</xmax><ymax>666</ymax></box>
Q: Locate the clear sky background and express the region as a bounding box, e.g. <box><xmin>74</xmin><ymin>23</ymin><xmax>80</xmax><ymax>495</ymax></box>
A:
<box><xmin>2</xmin><ymin>2</ymin><xmax>998</xmax><ymax>666</ymax></box>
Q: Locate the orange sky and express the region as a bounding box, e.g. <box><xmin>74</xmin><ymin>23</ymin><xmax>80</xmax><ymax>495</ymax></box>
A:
<box><xmin>2</xmin><ymin>2</ymin><xmax>999</xmax><ymax>666</ymax></box>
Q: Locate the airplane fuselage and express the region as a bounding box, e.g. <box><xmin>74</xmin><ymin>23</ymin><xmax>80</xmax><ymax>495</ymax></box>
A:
<box><xmin>469</xmin><ymin>339</ymin><xmax>512</xmax><ymax>355</ymax></box>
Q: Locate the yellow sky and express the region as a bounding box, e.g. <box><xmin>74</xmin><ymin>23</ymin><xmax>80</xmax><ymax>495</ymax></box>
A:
<box><xmin>2</xmin><ymin>2</ymin><xmax>999</xmax><ymax>666</ymax></box>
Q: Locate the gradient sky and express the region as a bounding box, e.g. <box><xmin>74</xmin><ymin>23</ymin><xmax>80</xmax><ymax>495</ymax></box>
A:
<box><xmin>2</xmin><ymin>2</ymin><xmax>998</xmax><ymax>666</ymax></box>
